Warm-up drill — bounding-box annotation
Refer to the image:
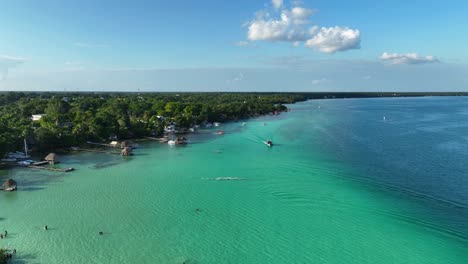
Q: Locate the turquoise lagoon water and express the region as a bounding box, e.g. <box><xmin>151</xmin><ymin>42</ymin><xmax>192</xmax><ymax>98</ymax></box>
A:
<box><xmin>1</xmin><ymin>97</ymin><xmax>468</xmax><ymax>263</ymax></box>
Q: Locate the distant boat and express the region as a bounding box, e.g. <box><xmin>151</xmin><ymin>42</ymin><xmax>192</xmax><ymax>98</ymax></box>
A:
<box><xmin>17</xmin><ymin>160</ymin><xmax>33</xmax><ymax>165</ymax></box>
<box><xmin>383</xmin><ymin>116</ymin><xmax>386</xmax><ymax>121</ymax></box>
<box><xmin>264</xmin><ymin>140</ymin><xmax>273</xmax><ymax>147</ymax></box>
<box><xmin>1</xmin><ymin>156</ymin><xmax>16</xmax><ymax>162</ymax></box>
<box><xmin>2</xmin><ymin>151</ymin><xmax>28</xmax><ymax>161</ymax></box>
<box><xmin>2</xmin><ymin>179</ymin><xmax>17</xmax><ymax>192</ymax></box>
<box><xmin>168</xmin><ymin>136</ymin><xmax>187</xmax><ymax>146</ymax></box>
<box><xmin>216</xmin><ymin>130</ymin><xmax>224</xmax><ymax>135</ymax></box>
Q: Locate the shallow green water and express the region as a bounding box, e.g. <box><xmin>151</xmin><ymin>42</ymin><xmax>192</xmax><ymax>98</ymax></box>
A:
<box><xmin>1</xmin><ymin>98</ymin><xmax>468</xmax><ymax>263</ymax></box>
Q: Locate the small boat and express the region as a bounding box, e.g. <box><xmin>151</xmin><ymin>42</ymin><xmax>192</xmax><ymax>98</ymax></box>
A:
<box><xmin>5</xmin><ymin>186</ymin><xmax>17</xmax><ymax>192</ymax></box>
<box><xmin>1</xmin><ymin>158</ymin><xmax>16</xmax><ymax>162</ymax></box>
<box><xmin>17</xmin><ymin>160</ymin><xmax>33</xmax><ymax>165</ymax></box>
<box><xmin>214</xmin><ymin>122</ymin><xmax>221</xmax><ymax>127</ymax></box>
<box><xmin>168</xmin><ymin>136</ymin><xmax>187</xmax><ymax>146</ymax></box>
<box><xmin>264</xmin><ymin>140</ymin><xmax>273</xmax><ymax>147</ymax></box>
<box><xmin>216</xmin><ymin>130</ymin><xmax>224</xmax><ymax>135</ymax></box>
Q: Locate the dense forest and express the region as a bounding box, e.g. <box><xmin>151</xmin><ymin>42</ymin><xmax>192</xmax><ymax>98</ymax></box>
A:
<box><xmin>0</xmin><ymin>92</ymin><xmax>308</xmax><ymax>154</ymax></box>
<box><xmin>2</xmin><ymin>91</ymin><xmax>466</xmax><ymax>156</ymax></box>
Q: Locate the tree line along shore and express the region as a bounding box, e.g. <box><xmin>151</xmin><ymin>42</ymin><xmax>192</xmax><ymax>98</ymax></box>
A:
<box><xmin>0</xmin><ymin>92</ymin><xmax>307</xmax><ymax>156</ymax></box>
<box><xmin>1</xmin><ymin>91</ymin><xmax>466</xmax><ymax>157</ymax></box>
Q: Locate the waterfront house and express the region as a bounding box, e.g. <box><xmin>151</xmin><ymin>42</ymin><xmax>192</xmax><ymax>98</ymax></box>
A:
<box><xmin>109</xmin><ymin>141</ymin><xmax>119</xmax><ymax>147</ymax></box>
<box><xmin>31</xmin><ymin>114</ymin><xmax>46</xmax><ymax>121</ymax></box>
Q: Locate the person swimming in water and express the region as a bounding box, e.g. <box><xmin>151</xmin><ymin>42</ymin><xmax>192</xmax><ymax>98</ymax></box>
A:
<box><xmin>44</xmin><ymin>225</ymin><xmax>48</xmax><ymax>230</ymax></box>
<box><xmin>99</xmin><ymin>231</ymin><xmax>104</xmax><ymax>235</ymax></box>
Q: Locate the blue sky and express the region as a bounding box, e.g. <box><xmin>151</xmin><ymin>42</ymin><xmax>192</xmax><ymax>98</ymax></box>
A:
<box><xmin>1</xmin><ymin>0</ymin><xmax>467</xmax><ymax>91</ymax></box>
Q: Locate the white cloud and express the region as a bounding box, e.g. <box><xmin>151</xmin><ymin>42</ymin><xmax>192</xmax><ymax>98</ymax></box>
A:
<box><xmin>305</xmin><ymin>26</ymin><xmax>361</xmax><ymax>53</ymax></box>
<box><xmin>245</xmin><ymin>1</ymin><xmax>360</xmax><ymax>53</ymax></box>
<box><xmin>247</xmin><ymin>10</ymin><xmax>312</xmax><ymax>42</ymax></box>
<box><xmin>285</xmin><ymin>7</ymin><xmax>316</xmax><ymax>25</ymax></box>
<box><xmin>380</xmin><ymin>52</ymin><xmax>439</xmax><ymax>65</ymax></box>
<box><xmin>272</xmin><ymin>0</ymin><xmax>283</xmax><ymax>9</ymax></box>
<box><xmin>0</xmin><ymin>55</ymin><xmax>26</xmax><ymax>80</ymax></box>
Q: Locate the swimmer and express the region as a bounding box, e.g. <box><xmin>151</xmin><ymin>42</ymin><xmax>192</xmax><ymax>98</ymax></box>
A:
<box><xmin>99</xmin><ymin>231</ymin><xmax>104</xmax><ymax>235</ymax></box>
<box><xmin>44</xmin><ymin>225</ymin><xmax>48</xmax><ymax>230</ymax></box>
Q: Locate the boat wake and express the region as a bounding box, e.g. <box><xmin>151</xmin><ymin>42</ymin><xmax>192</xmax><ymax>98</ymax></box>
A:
<box><xmin>202</xmin><ymin>177</ymin><xmax>245</xmax><ymax>181</ymax></box>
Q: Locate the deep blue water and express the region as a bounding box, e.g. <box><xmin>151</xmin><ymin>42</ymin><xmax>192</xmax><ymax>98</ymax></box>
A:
<box><xmin>305</xmin><ymin>96</ymin><xmax>468</xmax><ymax>237</ymax></box>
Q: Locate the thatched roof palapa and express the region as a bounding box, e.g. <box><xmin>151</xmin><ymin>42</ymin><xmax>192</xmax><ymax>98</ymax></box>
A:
<box><xmin>45</xmin><ymin>153</ymin><xmax>58</xmax><ymax>161</ymax></box>
<box><xmin>2</xmin><ymin>178</ymin><xmax>17</xmax><ymax>188</ymax></box>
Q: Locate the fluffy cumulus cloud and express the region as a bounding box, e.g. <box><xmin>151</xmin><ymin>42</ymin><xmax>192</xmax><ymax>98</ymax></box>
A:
<box><xmin>247</xmin><ymin>7</ymin><xmax>314</xmax><ymax>42</ymax></box>
<box><xmin>305</xmin><ymin>26</ymin><xmax>360</xmax><ymax>53</ymax></box>
<box><xmin>380</xmin><ymin>52</ymin><xmax>439</xmax><ymax>65</ymax></box>
<box><xmin>0</xmin><ymin>55</ymin><xmax>26</xmax><ymax>80</ymax></box>
<box><xmin>246</xmin><ymin>1</ymin><xmax>360</xmax><ymax>53</ymax></box>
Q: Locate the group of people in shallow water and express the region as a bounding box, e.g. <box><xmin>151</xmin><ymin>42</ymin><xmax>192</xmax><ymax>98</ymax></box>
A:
<box><xmin>2</xmin><ymin>249</ymin><xmax>16</xmax><ymax>260</ymax></box>
<box><xmin>1</xmin><ymin>226</ymin><xmax>106</xmax><ymax>260</ymax></box>
<box><xmin>1</xmin><ymin>230</ymin><xmax>17</xmax><ymax>260</ymax></box>
<box><xmin>0</xmin><ymin>229</ymin><xmax>7</xmax><ymax>239</ymax></box>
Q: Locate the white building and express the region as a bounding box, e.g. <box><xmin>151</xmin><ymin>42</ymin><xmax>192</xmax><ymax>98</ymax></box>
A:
<box><xmin>31</xmin><ymin>114</ymin><xmax>46</xmax><ymax>121</ymax></box>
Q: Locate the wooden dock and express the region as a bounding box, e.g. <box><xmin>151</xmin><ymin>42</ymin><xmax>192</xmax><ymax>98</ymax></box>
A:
<box><xmin>145</xmin><ymin>136</ymin><xmax>169</xmax><ymax>142</ymax></box>
<box><xmin>86</xmin><ymin>141</ymin><xmax>118</xmax><ymax>147</ymax></box>
<box><xmin>32</xmin><ymin>161</ymin><xmax>49</xmax><ymax>166</ymax></box>
<box><xmin>26</xmin><ymin>165</ymin><xmax>74</xmax><ymax>172</ymax></box>
<box><xmin>72</xmin><ymin>148</ymin><xmax>121</xmax><ymax>155</ymax></box>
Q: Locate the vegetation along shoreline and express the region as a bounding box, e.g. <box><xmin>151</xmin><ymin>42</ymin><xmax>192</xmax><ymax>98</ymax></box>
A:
<box><xmin>1</xmin><ymin>92</ymin><xmax>467</xmax><ymax>158</ymax></box>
